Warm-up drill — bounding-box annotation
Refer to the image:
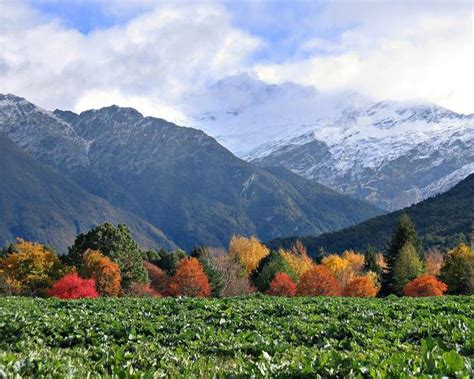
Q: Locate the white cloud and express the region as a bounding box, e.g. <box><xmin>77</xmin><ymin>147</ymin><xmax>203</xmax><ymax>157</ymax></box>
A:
<box><xmin>0</xmin><ymin>0</ymin><xmax>261</xmax><ymax>115</ymax></box>
<box><xmin>0</xmin><ymin>0</ymin><xmax>472</xmax><ymax>118</ymax></box>
<box><xmin>254</xmin><ymin>2</ymin><xmax>474</xmax><ymax>114</ymax></box>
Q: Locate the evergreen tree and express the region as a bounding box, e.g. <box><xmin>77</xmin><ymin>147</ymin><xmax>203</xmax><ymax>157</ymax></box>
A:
<box><xmin>252</xmin><ymin>250</ymin><xmax>297</xmax><ymax>292</ymax></box>
<box><xmin>364</xmin><ymin>245</ymin><xmax>382</xmax><ymax>282</ymax></box>
<box><xmin>391</xmin><ymin>242</ymin><xmax>424</xmax><ymax>295</ymax></box>
<box><xmin>191</xmin><ymin>247</ymin><xmax>223</xmax><ymax>297</ymax></box>
<box><xmin>158</xmin><ymin>249</ymin><xmax>187</xmax><ymax>275</ymax></box>
<box><xmin>382</xmin><ymin>214</ymin><xmax>422</xmax><ymax>294</ymax></box>
<box><xmin>66</xmin><ymin>223</ymin><xmax>148</xmax><ymax>289</ymax></box>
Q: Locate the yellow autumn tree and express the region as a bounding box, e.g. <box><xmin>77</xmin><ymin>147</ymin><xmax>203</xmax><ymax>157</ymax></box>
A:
<box><xmin>229</xmin><ymin>235</ymin><xmax>269</xmax><ymax>274</ymax></box>
<box><xmin>280</xmin><ymin>240</ymin><xmax>313</xmax><ymax>279</ymax></box>
<box><xmin>342</xmin><ymin>250</ymin><xmax>365</xmax><ymax>274</ymax></box>
<box><xmin>321</xmin><ymin>254</ymin><xmax>352</xmax><ymax>287</ymax></box>
<box><xmin>0</xmin><ymin>239</ymin><xmax>67</xmax><ymax>296</ymax></box>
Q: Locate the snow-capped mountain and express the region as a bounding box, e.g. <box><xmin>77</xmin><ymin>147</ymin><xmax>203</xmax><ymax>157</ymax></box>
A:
<box><xmin>186</xmin><ymin>75</ymin><xmax>474</xmax><ymax>211</ymax></box>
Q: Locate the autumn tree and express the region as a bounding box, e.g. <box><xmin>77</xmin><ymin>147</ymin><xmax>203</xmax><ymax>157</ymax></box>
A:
<box><xmin>0</xmin><ymin>239</ymin><xmax>67</xmax><ymax>296</ymax></box>
<box><xmin>229</xmin><ymin>235</ymin><xmax>269</xmax><ymax>274</ymax></box>
<box><xmin>49</xmin><ymin>272</ymin><xmax>98</xmax><ymax>299</ymax></box>
<box><xmin>440</xmin><ymin>243</ymin><xmax>474</xmax><ymax>295</ymax></box>
<box><xmin>280</xmin><ymin>240</ymin><xmax>313</xmax><ymax>279</ymax></box>
<box><xmin>205</xmin><ymin>248</ymin><xmax>254</xmax><ymax>297</ymax></box>
<box><xmin>425</xmin><ymin>249</ymin><xmax>445</xmax><ymax>276</ymax></box>
<box><xmin>297</xmin><ymin>265</ymin><xmax>342</xmax><ymax>296</ymax></box>
<box><xmin>403</xmin><ymin>275</ymin><xmax>448</xmax><ymax>297</ymax></box>
<box><xmin>343</xmin><ymin>274</ymin><xmax>379</xmax><ymax>297</ymax></box>
<box><xmin>321</xmin><ymin>254</ymin><xmax>352</xmax><ymax>288</ymax></box>
<box><xmin>343</xmin><ymin>251</ymin><xmax>365</xmax><ymax>273</ymax></box>
<box><xmin>144</xmin><ymin>261</ymin><xmax>169</xmax><ymax>295</ymax></box>
<box><xmin>80</xmin><ymin>249</ymin><xmax>121</xmax><ymax>297</ymax></box>
<box><xmin>383</xmin><ymin>215</ymin><xmax>423</xmax><ymax>294</ymax></box>
<box><xmin>390</xmin><ymin>242</ymin><xmax>424</xmax><ymax>295</ymax></box>
<box><xmin>168</xmin><ymin>258</ymin><xmax>211</xmax><ymax>297</ymax></box>
<box><xmin>266</xmin><ymin>272</ymin><xmax>297</xmax><ymax>297</ymax></box>
<box><xmin>253</xmin><ymin>250</ymin><xmax>297</xmax><ymax>292</ymax></box>
<box><xmin>66</xmin><ymin>223</ymin><xmax>148</xmax><ymax>289</ymax></box>
<box><xmin>127</xmin><ymin>283</ymin><xmax>160</xmax><ymax>297</ymax></box>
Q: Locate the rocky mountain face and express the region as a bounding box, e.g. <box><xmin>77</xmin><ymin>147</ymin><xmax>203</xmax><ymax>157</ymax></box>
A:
<box><xmin>0</xmin><ymin>133</ymin><xmax>177</xmax><ymax>252</ymax></box>
<box><xmin>0</xmin><ymin>94</ymin><xmax>383</xmax><ymax>251</ymax></box>
<box><xmin>186</xmin><ymin>75</ymin><xmax>474</xmax><ymax>211</ymax></box>
<box><xmin>269</xmin><ymin>173</ymin><xmax>474</xmax><ymax>257</ymax></box>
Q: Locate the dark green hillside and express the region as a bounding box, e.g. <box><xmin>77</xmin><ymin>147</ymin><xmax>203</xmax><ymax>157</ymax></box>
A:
<box><xmin>269</xmin><ymin>174</ymin><xmax>474</xmax><ymax>256</ymax></box>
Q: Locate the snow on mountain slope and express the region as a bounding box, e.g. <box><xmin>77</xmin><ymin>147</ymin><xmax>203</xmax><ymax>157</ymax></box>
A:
<box><xmin>184</xmin><ymin>73</ymin><xmax>370</xmax><ymax>156</ymax></box>
<box><xmin>186</xmin><ymin>75</ymin><xmax>474</xmax><ymax>211</ymax></box>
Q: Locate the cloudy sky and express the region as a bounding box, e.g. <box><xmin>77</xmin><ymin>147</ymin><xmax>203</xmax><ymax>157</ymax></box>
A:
<box><xmin>1</xmin><ymin>0</ymin><xmax>472</xmax><ymax>120</ymax></box>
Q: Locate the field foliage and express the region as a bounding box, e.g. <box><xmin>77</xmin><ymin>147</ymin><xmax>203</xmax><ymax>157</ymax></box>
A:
<box><xmin>1</xmin><ymin>296</ymin><xmax>473</xmax><ymax>377</ymax></box>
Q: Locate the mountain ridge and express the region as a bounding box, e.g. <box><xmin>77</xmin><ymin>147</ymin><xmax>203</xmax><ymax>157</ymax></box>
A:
<box><xmin>0</xmin><ymin>93</ymin><xmax>383</xmax><ymax>251</ymax></box>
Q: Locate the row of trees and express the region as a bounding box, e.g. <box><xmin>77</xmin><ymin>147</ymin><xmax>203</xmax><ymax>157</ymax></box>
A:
<box><xmin>1</xmin><ymin>216</ymin><xmax>473</xmax><ymax>299</ymax></box>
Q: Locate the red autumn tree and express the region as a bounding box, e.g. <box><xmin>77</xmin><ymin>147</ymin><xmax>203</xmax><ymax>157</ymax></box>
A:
<box><xmin>297</xmin><ymin>265</ymin><xmax>342</xmax><ymax>296</ymax></box>
<box><xmin>48</xmin><ymin>272</ymin><xmax>98</xmax><ymax>299</ymax></box>
<box><xmin>167</xmin><ymin>257</ymin><xmax>211</xmax><ymax>297</ymax></box>
<box><xmin>127</xmin><ymin>282</ymin><xmax>160</xmax><ymax>297</ymax></box>
<box><xmin>343</xmin><ymin>274</ymin><xmax>379</xmax><ymax>297</ymax></box>
<box><xmin>144</xmin><ymin>261</ymin><xmax>169</xmax><ymax>295</ymax></box>
<box><xmin>80</xmin><ymin>250</ymin><xmax>121</xmax><ymax>297</ymax></box>
<box><xmin>266</xmin><ymin>272</ymin><xmax>297</xmax><ymax>296</ymax></box>
<box><xmin>403</xmin><ymin>275</ymin><xmax>448</xmax><ymax>297</ymax></box>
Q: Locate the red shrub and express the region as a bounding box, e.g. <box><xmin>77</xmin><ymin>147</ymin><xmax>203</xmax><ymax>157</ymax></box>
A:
<box><xmin>128</xmin><ymin>282</ymin><xmax>160</xmax><ymax>297</ymax></box>
<box><xmin>144</xmin><ymin>261</ymin><xmax>169</xmax><ymax>295</ymax></box>
<box><xmin>266</xmin><ymin>272</ymin><xmax>297</xmax><ymax>296</ymax></box>
<box><xmin>403</xmin><ymin>275</ymin><xmax>448</xmax><ymax>297</ymax></box>
<box><xmin>48</xmin><ymin>272</ymin><xmax>98</xmax><ymax>299</ymax></box>
<box><xmin>297</xmin><ymin>265</ymin><xmax>342</xmax><ymax>296</ymax></box>
<box><xmin>168</xmin><ymin>258</ymin><xmax>211</xmax><ymax>297</ymax></box>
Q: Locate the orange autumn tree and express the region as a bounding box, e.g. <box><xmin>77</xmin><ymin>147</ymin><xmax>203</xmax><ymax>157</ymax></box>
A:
<box><xmin>343</xmin><ymin>274</ymin><xmax>379</xmax><ymax>297</ymax></box>
<box><xmin>297</xmin><ymin>265</ymin><xmax>341</xmax><ymax>296</ymax></box>
<box><xmin>404</xmin><ymin>275</ymin><xmax>448</xmax><ymax>297</ymax></box>
<box><xmin>0</xmin><ymin>239</ymin><xmax>66</xmax><ymax>296</ymax></box>
<box><xmin>168</xmin><ymin>257</ymin><xmax>211</xmax><ymax>297</ymax></box>
<box><xmin>80</xmin><ymin>249</ymin><xmax>121</xmax><ymax>297</ymax></box>
<box><xmin>266</xmin><ymin>272</ymin><xmax>297</xmax><ymax>296</ymax></box>
<box><xmin>280</xmin><ymin>241</ymin><xmax>313</xmax><ymax>279</ymax></box>
<box><xmin>229</xmin><ymin>235</ymin><xmax>269</xmax><ymax>274</ymax></box>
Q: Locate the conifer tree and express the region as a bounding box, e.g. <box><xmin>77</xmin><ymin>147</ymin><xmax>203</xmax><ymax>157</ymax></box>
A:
<box><xmin>364</xmin><ymin>245</ymin><xmax>382</xmax><ymax>279</ymax></box>
<box><xmin>391</xmin><ymin>242</ymin><xmax>424</xmax><ymax>295</ymax></box>
<box><xmin>382</xmin><ymin>215</ymin><xmax>422</xmax><ymax>294</ymax></box>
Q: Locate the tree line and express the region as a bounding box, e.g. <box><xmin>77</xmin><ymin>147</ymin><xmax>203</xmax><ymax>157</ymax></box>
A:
<box><xmin>0</xmin><ymin>215</ymin><xmax>473</xmax><ymax>299</ymax></box>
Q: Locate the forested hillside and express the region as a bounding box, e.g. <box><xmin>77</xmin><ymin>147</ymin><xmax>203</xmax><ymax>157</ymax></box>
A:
<box><xmin>269</xmin><ymin>174</ymin><xmax>474</xmax><ymax>256</ymax></box>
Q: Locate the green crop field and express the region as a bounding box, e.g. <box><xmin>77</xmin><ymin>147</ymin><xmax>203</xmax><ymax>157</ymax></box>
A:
<box><xmin>1</xmin><ymin>296</ymin><xmax>473</xmax><ymax>378</ymax></box>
